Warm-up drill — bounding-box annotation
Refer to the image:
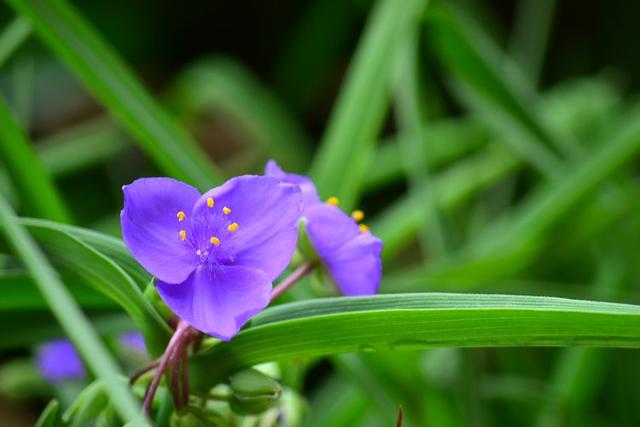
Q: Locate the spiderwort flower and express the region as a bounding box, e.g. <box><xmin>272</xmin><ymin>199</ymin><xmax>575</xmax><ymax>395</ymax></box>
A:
<box><xmin>36</xmin><ymin>339</ymin><xmax>85</xmax><ymax>383</ymax></box>
<box><xmin>265</xmin><ymin>161</ymin><xmax>382</xmax><ymax>296</ymax></box>
<box><xmin>121</xmin><ymin>176</ymin><xmax>302</xmax><ymax>340</ymax></box>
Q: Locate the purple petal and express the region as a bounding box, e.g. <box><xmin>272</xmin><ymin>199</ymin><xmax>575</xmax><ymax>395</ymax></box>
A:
<box><xmin>265</xmin><ymin>160</ymin><xmax>320</xmax><ymax>209</ymax></box>
<box><xmin>325</xmin><ymin>233</ymin><xmax>382</xmax><ymax>295</ymax></box>
<box><xmin>190</xmin><ymin>175</ymin><xmax>302</xmax><ymax>280</ymax></box>
<box><xmin>121</xmin><ymin>177</ymin><xmax>200</xmax><ymax>283</ymax></box>
<box><xmin>36</xmin><ymin>339</ymin><xmax>86</xmax><ymax>383</ymax></box>
<box><xmin>305</xmin><ymin>204</ymin><xmax>382</xmax><ymax>296</ymax></box>
<box><xmin>156</xmin><ymin>265</ymin><xmax>272</xmax><ymax>340</ymax></box>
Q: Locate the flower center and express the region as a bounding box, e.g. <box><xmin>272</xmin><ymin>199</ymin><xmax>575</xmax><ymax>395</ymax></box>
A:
<box><xmin>175</xmin><ymin>197</ymin><xmax>241</xmax><ymax>262</ymax></box>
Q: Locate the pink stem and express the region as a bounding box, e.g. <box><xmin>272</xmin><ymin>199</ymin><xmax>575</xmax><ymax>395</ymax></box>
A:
<box><xmin>270</xmin><ymin>261</ymin><xmax>314</xmax><ymax>302</ymax></box>
<box><xmin>142</xmin><ymin>320</ymin><xmax>190</xmax><ymax>416</ymax></box>
<box><xmin>129</xmin><ymin>360</ymin><xmax>160</xmax><ymax>386</ymax></box>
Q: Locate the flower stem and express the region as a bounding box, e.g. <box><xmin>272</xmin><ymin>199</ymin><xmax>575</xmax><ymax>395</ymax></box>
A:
<box><xmin>271</xmin><ymin>261</ymin><xmax>315</xmax><ymax>301</ymax></box>
<box><xmin>142</xmin><ymin>320</ymin><xmax>191</xmax><ymax>417</ymax></box>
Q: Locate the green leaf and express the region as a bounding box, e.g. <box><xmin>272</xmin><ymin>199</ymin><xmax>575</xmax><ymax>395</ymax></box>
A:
<box><xmin>35</xmin><ymin>400</ymin><xmax>60</xmax><ymax>427</ymax></box>
<box><xmin>363</xmin><ymin>118</ymin><xmax>487</xmax><ymax>191</ymax></box>
<box><xmin>426</xmin><ymin>4</ymin><xmax>575</xmax><ymax>176</ymax></box>
<box><xmin>19</xmin><ymin>217</ymin><xmax>149</xmax><ymax>286</ymax></box>
<box><xmin>373</xmin><ymin>143</ymin><xmax>520</xmax><ymax>261</ymax></box>
<box><xmin>6</xmin><ymin>0</ymin><xmax>222</xmax><ymax>189</ymax></box>
<box><xmin>0</xmin><ymin>272</ymin><xmax>116</xmax><ymax>310</ymax></box>
<box><xmin>309</xmin><ymin>0</ymin><xmax>429</xmax><ymax>209</ymax></box>
<box><xmin>169</xmin><ymin>57</ymin><xmax>312</xmax><ymax>172</ymax></box>
<box><xmin>36</xmin><ymin>116</ymin><xmax>128</xmax><ymax>177</ymax></box>
<box><xmin>191</xmin><ymin>293</ymin><xmax>640</xmax><ymax>387</ymax></box>
<box><xmin>0</xmin><ymin>194</ymin><xmax>148</xmax><ymax>425</ymax></box>
<box><xmin>0</xmin><ymin>17</ymin><xmax>31</xmax><ymax>69</ymax></box>
<box><xmin>0</xmin><ymin>94</ymin><xmax>71</xmax><ymax>222</ymax></box>
<box><xmin>22</xmin><ymin>219</ymin><xmax>170</xmax><ymax>356</ymax></box>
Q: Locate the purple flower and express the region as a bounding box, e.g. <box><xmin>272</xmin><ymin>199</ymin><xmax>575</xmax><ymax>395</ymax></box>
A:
<box><xmin>265</xmin><ymin>161</ymin><xmax>382</xmax><ymax>296</ymax></box>
<box><xmin>118</xmin><ymin>332</ymin><xmax>147</xmax><ymax>355</ymax></box>
<box><xmin>36</xmin><ymin>339</ymin><xmax>85</xmax><ymax>383</ymax></box>
<box><xmin>121</xmin><ymin>175</ymin><xmax>302</xmax><ymax>340</ymax></box>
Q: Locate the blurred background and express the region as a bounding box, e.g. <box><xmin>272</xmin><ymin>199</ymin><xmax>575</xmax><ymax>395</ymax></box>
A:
<box><xmin>1</xmin><ymin>0</ymin><xmax>640</xmax><ymax>425</ymax></box>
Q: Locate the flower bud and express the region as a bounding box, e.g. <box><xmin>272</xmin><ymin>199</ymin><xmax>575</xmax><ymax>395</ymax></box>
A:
<box><xmin>170</xmin><ymin>407</ymin><xmax>225</xmax><ymax>427</ymax></box>
<box><xmin>229</xmin><ymin>368</ymin><xmax>281</xmax><ymax>415</ymax></box>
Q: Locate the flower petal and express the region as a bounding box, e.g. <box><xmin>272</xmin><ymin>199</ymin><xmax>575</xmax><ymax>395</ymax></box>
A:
<box><xmin>190</xmin><ymin>175</ymin><xmax>302</xmax><ymax>279</ymax></box>
<box><xmin>121</xmin><ymin>177</ymin><xmax>200</xmax><ymax>283</ymax></box>
<box><xmin>265</xmin><ymin>160</ymin><xmax>320</xmax><ymax>209</ymax></box>
<box><xmin>156</xmin><ymin>265</ymin><xmax>271</xmax><ymax>340</ymax></box>
<box><xmin>325</xmin><ymin>233</ymin><xmax>382</xmax><ymax>295</ymax></box>
<box><xmin>305</xmin><ymin>204</ymin><xmax>382</xmax><ymax>295</ymax></box>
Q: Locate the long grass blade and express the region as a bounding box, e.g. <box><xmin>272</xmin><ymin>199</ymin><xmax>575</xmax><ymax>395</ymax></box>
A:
<box><xmin>0</xmin><ymin>194</ymin><xmax>147</xmax><ymax>425</ymax></box>
<box><xmin>309</xmin><ymin>0</ymin><xmax>429</xmax><ymax>209</ymax></box>
<box><xmin>0</xmin><ymin>94</ymin><xmax>71</xmax><ymax>222</ymax></box>
<box><xmin>6</xmin><ymin>0</ymin><xmax>223</xmax><ymax>189</ymax></box>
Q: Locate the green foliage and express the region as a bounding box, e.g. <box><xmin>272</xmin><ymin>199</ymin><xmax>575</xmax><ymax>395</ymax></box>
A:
<box><xmin>0</xmin><ymin>0</ymin><xmax>639</xmax><ymax>426</ymax></box>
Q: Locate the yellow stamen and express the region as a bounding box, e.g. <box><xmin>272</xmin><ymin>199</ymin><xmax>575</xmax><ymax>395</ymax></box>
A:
<box><xmin>223</xmin><ymin>206</ymin><xmax>231</xmax><ymax>215</ymax></box>
<box><xmin>326</xmin><ymin>196</ymin><xmax>339</xmax><ymax>206</ymax></box>
<box><xmin>358</xmin><ymin>224</ymin><xmax>370</xmax><ymax>233</ymax></box>
<box><xmin>207</xmin><ymin>197</ymin><xmax>214</xmax><ymax>208</ymax></box>
<box><xmin>351</xmin><ymin>210</ymin><xmax>364</xmax><ymax>222</ymax></box>
<box><xmin>227</xmin><ymin>222</ymin><xmax>239</xmax><ymax>232</ymax></box>
<box><xmin>179</xmin><ymin>230</ymin><xmax>187</xmax><ymax>240</ymax></box>
<box><xmin>210</xmin><ymin>236</ymin><xmax>221</xmax><ymax>246</ymax></box>
<box><xmin>177</xmin><ymin>211</ymin><xmax>186</xmax><ymax>222</ymax></box>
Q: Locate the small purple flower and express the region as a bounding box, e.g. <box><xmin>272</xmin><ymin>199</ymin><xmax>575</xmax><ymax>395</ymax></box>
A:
<box><xmin>36</xmin><ymin>339</ymin><xmax>85</xmax><ymax>383</ymax></box>
<box><xmin>118</xmin><ymin>332</ymin><xmax>147</xmax><ymax>355</ymax></box>
<box><xmin>121</xmin><ymin>175</ymin><xmax>302</xmax><ymax>340</ymax></box>
<box><xmin>265</xmin><ymin>161</ymin><xmax>382</xmax><ymax>296</ymax></box>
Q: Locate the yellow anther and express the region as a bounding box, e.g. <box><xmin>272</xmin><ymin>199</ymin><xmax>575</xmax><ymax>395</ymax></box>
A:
<box><xmin>210</xmin><ymin>236</ymin><xmax>221</xmax><ymax>246</ymax></box>
<box><xmin>223</xmin><ymin>206</ymin><xmax>231</xmax><ymax>215</ymax></box>
<box><xmin>358</xmin><ymin>224</ymin><xmax>370</xmax><ymax>233</ymax></box>
<box><xmin>227</xmin><ymin>222</ymin><xmax>239</xmax><ymax>232</ymax></box>
<box><xmin>179</xmin><ymin>230</ymin><xmax>187</xmax><ymax>240</ymax></box>
<box><xmin>351</xmin><ymin>210</ymin><xmax>364</xmax><ymax>222</ymax></box>
<box><xmin>326</xmin><ymin>196</ymin><xmax>339</xmax><ymax>206</ymax></box>
<box><xmin>207</xmin><ymin>197</ymin><xmax>214</xmax><ymax>208</ymax></box>
<box><xmin>177</xmin><ymin>211</ymin><xmax>186</xmax><ymax>222</ymax></box>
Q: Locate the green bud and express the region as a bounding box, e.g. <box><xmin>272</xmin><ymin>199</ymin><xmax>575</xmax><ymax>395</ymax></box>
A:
<box><xmin>229</xmin><ymin>368</ymin><xmax>281</xmax><ymax>415</ymax></box>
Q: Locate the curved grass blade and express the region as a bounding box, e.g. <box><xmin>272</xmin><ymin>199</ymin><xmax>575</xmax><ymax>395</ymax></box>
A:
<box><xmin>191</xmin><ymin>293</ymin><xmax>640</xmax><ymax>387</ymax></box>
<box><xmin>0</xmin><ymin>194</ymin><xmax>148</xmax><ymax>425</ymax></box>
<box><xmin>24</xmin><ymin>223</ymin><xmax>170</xmax><ymax>356</ymax></box>
<box><xmin>35</xmin><ymin>399</ymin><xmax>60</xmax><ymax>427</ymax></box>
<box><xmin>169</xmin><ymin>57</ymin><xmax>312</xmax><ymax>172</ymax></box>
<box><xmin>18</xmin><ymin>217</ymin><xmax>149</xmax><ymax>286</ymax></box>
<box><xmin>309</xmin><ymin>0</ymin><xmax>429</xmax><ymax>210</ymax></box>
<box><xmin>0</xmin><ymin>94</ymin><xmax>71</xmax><ymax>222</ymax></box>
<box><xmin>6</xmin><ymin>0</ymin><xmax>222</xmax><ymax>189</ymax></box>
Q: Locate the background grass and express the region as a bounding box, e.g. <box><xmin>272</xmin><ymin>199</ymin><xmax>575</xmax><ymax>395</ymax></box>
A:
<box><xmin>1</xmin><ymin>0</ymin><xmax>640</xmax><ymax>426</ymax></box>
